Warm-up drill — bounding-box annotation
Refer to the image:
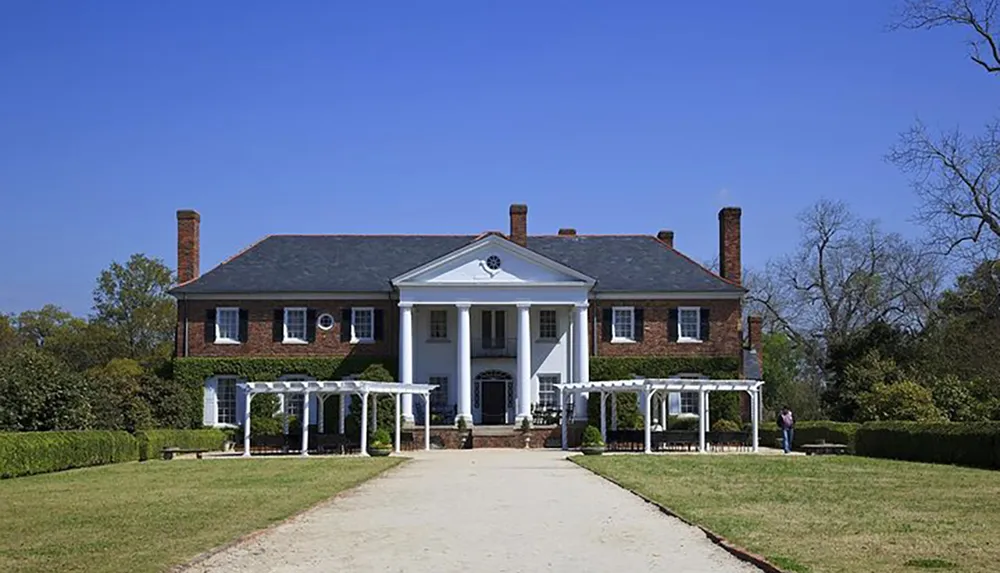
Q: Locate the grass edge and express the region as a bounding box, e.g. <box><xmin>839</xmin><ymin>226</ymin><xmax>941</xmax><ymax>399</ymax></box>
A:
<box><xmin>568</xmin><ymin>455</ymin><xmax>793</xmax><ymax>573</ymax></box>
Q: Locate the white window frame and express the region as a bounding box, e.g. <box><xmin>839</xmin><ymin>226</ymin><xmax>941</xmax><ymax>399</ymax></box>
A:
<box><xmin>679</xmin><ymin>391</ymin><xmax>698</xmax><ymax>415</ymax></box>
<box><xmin>537</xmin><ymin>374</ymin><xmax>559</xmax><ymax>409</ymax></box>
<box><xmin>678</xmin><ymin>306</ymin><xmax>702</xmax><ymax>343</ymax></box>
<box><xmin>216</xmin><ymin>376</ymin><xmax>239</xmax><ymax>426</ymax></box>
<box><xmin>283</xmin><ymin>307</ymin><xmax>308</xmax><ymax>344</ymax></box>
<box><xmin>351</xmin><ymin>307</ymin><xmax>375</xmax><ymax>343</ymax></box>
<box><xmin>611</xmin><ymin>306</ymin><xmax>635</xmax><ymax>343</ymax></box>
<box><xmin>215</xmin><ymin>307</ymin><xmax>240</xmax><ymax>344</ymax></box>
<box><xmin>538</xmin><ymin>310</ymin><xmax>558</xmax><ymax>340</ymax></box>
<box><xmin>429</xmin><ymin>375</ymin><xmax>449</xmax><ymax>408</ymax></box>
<box><xmin>429</xmin><ymin>310</ymin><xmax>448</xmax><ymax>341</ymax></box>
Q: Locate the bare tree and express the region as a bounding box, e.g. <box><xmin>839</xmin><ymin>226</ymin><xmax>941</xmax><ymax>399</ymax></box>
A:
<box><xmin>889</xmin><ymin>1</ymin><xmax>1000</xmax><ymax>262</ymax></box>
<box><xmin>749</xmin><ymin>200</ymin><xmax>942</xmax><ymax>372</ymax></box>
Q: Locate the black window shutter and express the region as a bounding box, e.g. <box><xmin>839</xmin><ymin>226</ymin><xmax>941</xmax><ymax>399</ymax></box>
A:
<box><xmin>306</xmin><ymin>309</ymin><xmax>317</xmax><ymax>342</ymax></box>
<box><xmin>273</xmin><ymin>309</ymin><xmax>284</xmax><ymax>342</ymax></box>
<box><xmin>634</xmin><ymin>308</ymin><xmax>644</xmax><ymax>341</ymax></box>
<box><xmin>238</xmin><ymin>309</ymin><xmax>249</xmax><ymax>342</ymax></box>
<box><xmin>700</xmin><ymin>308</ymin><xmax>710</xmax><ymax>341</ymax></box>
<box><xmin>668</xmin><ymin>309</ymin><xmax>679</xmax><ymax>342</ymax></box>
<box><xmin>602</xmin><ymin>308</ymin><xmax>613</xmax><ymax>341</ymax></box>
<box><xmin>341</xmin><ymin>309</ymin><xmax>352</xmax><ymax>342</ymax></box>
<box><xmin>374</xmin><ymin>309</ymin><xmax>384</xmax><ymax>340</ymax></box>
<box><xmin>205</xmin><ymin>309</ymin><xmax>216</xmax><ymax>344</ymax></box>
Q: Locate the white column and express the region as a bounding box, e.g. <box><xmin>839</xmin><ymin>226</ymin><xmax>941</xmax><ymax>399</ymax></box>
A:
<box><xmin>611</xmin><ymin>394</ymin><xmax>618</xmax><ymax>430</ymax></box>
<box><xmin>301</xmin><ymin>392</ymin><xmax>311</xmax><ymax>457</ymax></box>
<box><xmin>456</xmin><ymin>303</ymin><xmax>472</xmax><ymax>425</ymax></box>
<box><xmin>573</xmin><ymin>304</ymin><xmax>590</xmax><ymax>421</ymax></box>
<box><xmin>424</xmin><ymin>393</ymin><xmax>431</xmax><ymax>451</ymax></box>
<box><xmin>704</xmin><ymin>392</ymin><xmax>711</xmax><ymax>431</ymax></box>
<box><xmin>643</xmin><ymin>388</ymin><xmax>652</xmax><ymax>454</ymax></box>
<box><xmin>516</xmin><ymin>303</ymin><xmax>532</xmax><ymax>425</ymax></box>
<box><xmin>339</xmin><ymin>394</ymin><xmax>347</xmax><ymax>435</ymax></box>
<box><xmin>399</xmin><ymin>303</ymin><xmax>415</xmax><ymax>423</ymax></box>
<box><xmin>698</xmin><ymin>390</ymin><xmax>707</xmax><ymax>453</ymax></box>
<box><xmin>282</xmin><ymin>393</ymin><xmax>289</xmax><ymax>436</ymax></box>
<box><xmin>394</xmin><ymin>393</ymin><xmax>401</xmax><ymax>453</ymax></box>
<box><xmin>318</xmin><ymin>394</ymin><xmax>326</xmax><ymax>434</ymax></box>
<box><xmin>751</xmin><ymin>390</ymin><xmax>760</xmax><ymax>452</ymax></box>
<box><xmin>660</xmin><ymin>392</ymin><xmax>667</xmax><ymax>428</ymax></box>
<box><xmin>560</xmin><ymin>388</ymin><xmax>568</xmax><ymax>450</ymax></box>
<box><xmin>242</xmin><ymin>392</ymin><xmax>253</xmax><ymax>457</ymax></box>
<box><xmin>599</xmin><ymin>391</ymin><xmax>607</xmax><ymax>442</ymax></box>
<box><xmin>359</xmin><ymin>391</ymin><xmax>370</xmax><ymax>456</ymax></box>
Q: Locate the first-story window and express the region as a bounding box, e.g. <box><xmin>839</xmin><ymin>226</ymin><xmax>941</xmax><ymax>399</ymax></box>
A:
<box><xmin>216</xmin><ymin>307</ymin><xmax>240</xmax><ymax>343</ymax></box>
<box><xmin>429</xmin><ymin>376</ymin><xmax>449</xmax><ymax>408</ymax></box>
<box><xmin>680</xmin><ymin>392</ymin><xmax>698</xmax><ymax>415</ymax></box>
<box><xmin>538</xmin><ymin>374</ymin><xmax>559</xmax><ymax>409</ymax></box>
<box><xmin>429</xmin><ymin>310</ymin><xmax>448</xmax><ymax>340</ymax></box>
<box><xmin>612</xmin><ymin>307</ymin><xmax>635</xmax><ymax>342</ymax></box>
<box><xmin>678</xmin><ymin>307</ymin><xmax>701</xmax><ymax>342</ymax></box>
<box><xmin>352</xmin><ymin>307</ymin><xmax>374</xmax><ymax>342</ymax></box>
<box><xmin>284</xmin><ymin>307</ymin><xmax>307</xmax><ymax>342</ymax></box>
<box><xmin>217</xmin><ymin>377</ymin><xmax>238</xmax><ymax>425</ymax></box>
<box><xmin>538</xmin><ymin>310</ymin><xmax>557</xmax><ymax>340</ymax></box>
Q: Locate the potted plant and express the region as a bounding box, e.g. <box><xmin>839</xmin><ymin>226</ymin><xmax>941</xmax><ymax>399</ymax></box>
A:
<box><xmin>456</xmin><ymin>417</ymin><xmax>470</xmax><ymax>449</ymax></box>
<box><xmin>368</xmin><ymin>428</ymin><xmax>393</xmax><ymax>457</ymax></box>
<box><xmin>520</xmin><ymin>417</ymin><xmax>532</xmax><ymax>448</ymax></box>
<box><xmin>580</xmin><ymin>425</ymin><xmax>605</xmax><ymax>455</ymax></box>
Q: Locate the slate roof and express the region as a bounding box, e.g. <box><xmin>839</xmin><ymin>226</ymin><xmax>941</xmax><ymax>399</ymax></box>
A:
<box><xmin>170</xmin><ymin>234</ymin><xmax>743</xmax><ymax>295</ymax></box>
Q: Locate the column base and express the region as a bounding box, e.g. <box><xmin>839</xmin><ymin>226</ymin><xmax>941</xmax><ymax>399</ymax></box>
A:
<box><xmin>455</xmin><ymin>414</ymin><xmax>473</xmax><ymax>427</ymax></box>
<box><xmin>241</xmin><ymin>452</ymin><xmax>251</xmax><ymax>458</ymax></box>
<box><xmin>300</xmin><ymin>452</ymin><xmax>310</xmax><ymax>458</ymax></box>
<box><xmin>514</xmin><ymin>414</ymin><xmax>533</xmax><ymax>427</ymax></box>
<box><xmin>402</xmin><ymin>414</ymin><xmax>416</xmax><ymax>428</ymax></box>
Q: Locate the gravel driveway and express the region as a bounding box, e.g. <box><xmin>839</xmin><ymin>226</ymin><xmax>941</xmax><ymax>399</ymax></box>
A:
<box><xmin>182</xmin><ymin>450</ymin><xmax>759</xmax><ymax>573</ymax></box>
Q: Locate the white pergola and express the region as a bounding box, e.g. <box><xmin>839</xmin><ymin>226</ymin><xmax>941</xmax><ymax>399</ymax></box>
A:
<box><xmin>555</xmin><ymin>378</ymin><xmax>764</xmax><ymax>454</ymax></box>
<box><xmin>236</xmin><ymin>380</ymin><xmax>438</xmax><ymax>457</ymax></box>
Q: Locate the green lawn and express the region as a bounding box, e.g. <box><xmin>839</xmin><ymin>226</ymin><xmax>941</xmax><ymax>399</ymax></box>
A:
<box><xmin>574</xmin><ymin>455</ymin><xmax>1000</xmax><ymax>573</ymax></box>
<box><xmin>0</xmin><ymin>457</ymin><xmax>402</xmax><ymax>573</ymax></box>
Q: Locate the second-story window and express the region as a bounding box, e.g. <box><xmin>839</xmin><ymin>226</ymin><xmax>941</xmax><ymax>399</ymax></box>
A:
<box><xmin>429</xmin><ymin>310</ymin><xmax>448</xmax><ymax>340</ymax></box>
<box><xmin>216</xmin><ymin>307</ymin><xmax>240</xmax><ymax>343</ymax></box>
<box><xmin>538</xmin><ymin>310</ymin><xmax>557</xmax><ymax>340</ymax></box>
<box><xmin>284</xmin><ymin>307</ymin><xmax>307</xmax><ymax>343</ymax></box>
<box><xmin>678</xmin><ymin>307</ymin><xmax>702</xmax><ymax>342</ymax></box>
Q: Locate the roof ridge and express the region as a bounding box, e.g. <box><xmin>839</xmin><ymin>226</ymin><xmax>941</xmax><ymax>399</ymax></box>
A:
<box><xmin>269</xmin><ymin>233</ymin><xmax>478</xmax><ymax>237</ymax></box>
<box><xmin>645</xmin><ymin>235</ymin><xmax>744</xmax><ymax>289</ymax></box>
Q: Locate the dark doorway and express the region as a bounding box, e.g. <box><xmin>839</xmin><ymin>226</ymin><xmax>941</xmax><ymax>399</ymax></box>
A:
<box><xmin>480</xmin><ymin>381</ymin><xmax>507</xmax><ymax>425</ymax></box>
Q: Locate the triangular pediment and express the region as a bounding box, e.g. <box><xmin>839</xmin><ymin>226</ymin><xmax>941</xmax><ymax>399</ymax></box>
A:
<box><xmin>392</xmin><ymin>235</ymin><xmax>595</xmax><ymax>286</ymax></box>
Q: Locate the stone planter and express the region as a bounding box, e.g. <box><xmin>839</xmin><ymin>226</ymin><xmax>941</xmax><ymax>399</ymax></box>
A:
<box><xmin>368</xmin><ymin>446</ymin><xmax>392</xmax><ymax>457</ymax></box>
<box><xmin>581</xmin><ymin>445</ymin><xmax>605</xmax><ymax>456</ymax></box>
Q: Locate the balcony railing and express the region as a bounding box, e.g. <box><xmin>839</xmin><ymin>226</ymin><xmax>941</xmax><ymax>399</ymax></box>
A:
<box><xmin>472</xmin><ymin>337</ymin><xmax>517</xmax><ymax>358</ymax></box>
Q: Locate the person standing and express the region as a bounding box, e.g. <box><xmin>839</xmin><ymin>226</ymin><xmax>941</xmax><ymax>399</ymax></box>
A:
<box><xmin>777</xmin><ymin>407</ymin><xmax>795</xmax><ymax>454</ymax></box>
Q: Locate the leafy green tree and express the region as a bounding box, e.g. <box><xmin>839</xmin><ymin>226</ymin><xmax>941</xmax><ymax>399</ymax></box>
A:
<box><xmin>86</xmin><ymin>358</ymin><xmax>154</xmax><ymax>431</ymax></box>
<box><xmin>856</xmin><ymin>380</ymin><xmax>943</xmax><ymax>422</ymax></box>
<box><xmin>15</xmin><ymin>304</ymin><xmax>75</xmax><ymax>347</ymax></box>
<box><xmin>824</xmin><ymin>325</ymin><xmax>919</xmax><ymax>420</ymax></box>
<box><xmin>922</xmin><ymin>374</ymin><xmax>991</xmax><ymax>422</ymax></box>
<box><xmin>0</xmin><ymin>313</ymin><xmax>18</xmax><ymax>354</ymax></box>
<box><xmin>0</xmin><ymin>346</ymin><xmax>93</xmax><ymax>431</ymax></box>
<box><xmin>761</xmin><ymin>332</ymin><xmax>822</xmax><ymax>420</ymax></box>
<box><xmin>93</xmin><ymin>253</ymin><xmax>176</xmax><ymax>361</ymax></box>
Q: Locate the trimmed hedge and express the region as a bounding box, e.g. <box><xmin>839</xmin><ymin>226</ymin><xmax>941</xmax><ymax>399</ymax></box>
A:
<box><xmin>172</xmin><ymin>357</ymin><xmax>397</xmax><ymax>428</ymax></box>
<box><xmin>0</xmin><ymin>431</ymin><xmax>139</xmax><ymax>478</ymax></box>
<box><xmin>758</xmin><ymin>421</ymin><xmax>861</xmax><ymax>453</ymax></box>
<box><xmin>135</xmin><ymin>429</ymin><xmax>228</xmax><ymax>461</ymax></box>
<box><xmin>855</xmin><ymin>421</ymin><xmax>1000</xmax><ymax>470</ymax></box>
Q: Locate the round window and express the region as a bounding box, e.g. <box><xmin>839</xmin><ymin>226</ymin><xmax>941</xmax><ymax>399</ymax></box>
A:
<box><xmin>486</xmin><ymin>255</ymin><xmax>502</xmax><ymax>271</ymax></box>
<box><xmin>317</xmin><ymin>313</ymin><xmax>335</xmax><ymax>331</ymax></box>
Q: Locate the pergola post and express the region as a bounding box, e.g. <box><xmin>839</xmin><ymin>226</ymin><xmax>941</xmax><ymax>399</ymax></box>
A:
<box><xmin>751</xmin><ymin>390</ymin><xmax>760</xmax><ymax>453</ymax></box>
<box><xmin>660</xmin><ymin>391</ymin><xmax>667</xmax><ymax>428</ymax></box>
<box><xmin>611</xmin><ymin>394</ymin><xmax>618</xmax><ymax>431</ymax></box>
<box><xmin>423</xmin><ymin>392</ymin><xmax>431</xmax><ymax>451</ymax></box>
<box><xmin>301</xmin><ymin>391</ymin><xmax>311</xmax><ymax>457</ymax></box>
<box><xmin>242</xmin><ymin>391</ymin><xmax>253</xmax><ymax>457</ymax></box>
<box><xmin>698</xmin><ymin>389</ymin><xmax>707</xmax><ymax>453</ymax></box>
<box><xmin>599</xmin><ymin>391</ymin><xmax>607</xmax><ymax>442</ymax></box>
<box><xmin>560</xmin><ymin>388</ymin><xmax>568</xmax><ymax>451</ymax></box>
<box><xmin>643</xmin><ymin>388</ymin><xmax>652</xmax><ymax>454</ymax></box>
<box><xmin>318</xmin><ymin>394</ymin><xmax>327</xmax><ymax>434</ymax></box>
<box><xmin>359</xmin><ymin>391</ymin><xmax>370</xmax><ymax>456</ymax></box>
<box><xmin>339</xmin><ymin>394</ymin><xmax>347</xmax><ymax>435</ymax></box>
<box><xmin>394</xmin><ymin>392</ymin><xmax>401</xmax><ymax>454</ymax></box>
<box><xmin>282</xmin><ymin>393</ymin><xmax>289</xmax><ymax>436</ymax></box>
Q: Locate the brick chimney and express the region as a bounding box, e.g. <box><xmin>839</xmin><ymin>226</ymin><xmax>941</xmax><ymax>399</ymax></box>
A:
<box><xmin>177</xmin><ymin>209</ymin><xmax>200</xmax><ymax>284</ymax></box>
<box><xmin>509</xmin><ymin>204</ymin><xmax>527</xmax><ymax>246</ymax></box>
<box><xmin>718</xmin><ymin>207</ymin><xmax>741</xmax><ymax>284</ymax></box>
<box><xmin>748</xmin><ymin>315</ymin><xmax>763</xmax><ymax>356</ymax></box>
<box><xmin>656</xmin><ymin>230</ymin><xmax>674</xmax><ymax>248</ymax></box>
<box><xmin>558</xmin><ymin>228</ymin><xmax>577</xmax><ymax>236</ymax></box>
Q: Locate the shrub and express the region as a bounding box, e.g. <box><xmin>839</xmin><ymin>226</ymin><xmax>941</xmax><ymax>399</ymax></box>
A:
<box><xmin>709</xmin><ymin>393</ymin><xmax>742</xmax><ymax>426</ymax></box>
<box><xmin>855</xmin><ymin>421</ymin><xmax>1000</xmax><ymax>470</ymax></box>
<box><xmin>0</xmin><ymin>431</ymin><xmax>139</xmax><ymax>478</ymax></box>
<box><xmin>856</xmin><ymin>380</ymin><xmax>944</xmax><ymax>422</ymax></box>
<box><xmin>667</xmin><ymin>415</ymin><xmax>699</xmax><ymax>430</ymax></box>
<box><xmin>0</xmin><ymin>347</ymin><xmax>94</xmax><ymax>431</ymax></box>
<box><xmin>249</xmin><ymin>416</ymin><xmax>282</xmax><ymax>438</ymax></box>
<box><xmin>370</xmin><ymin>428</ymin><xmax>392</xmax><ymax>449</ymax></box>
<box><xmin>581</xmin><ymin>425</ymin><xmax>604</xmax><ymax>446</ymax></box>
<box><xmin>135</xmin><ymin>428</ymin><xmax>227</xmax><ymax>461</ymax></box>
<box><xmin>711</xmin><ymin>419</ymin><xmax>741</xmax><ymax>432</ymax></box>
<box><xmin>758</xmin><ymin>421</ymin><xmax>861</xmax><ymax>452</ymax></box>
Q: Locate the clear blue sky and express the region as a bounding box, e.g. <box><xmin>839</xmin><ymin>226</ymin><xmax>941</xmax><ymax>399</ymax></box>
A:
<box><xmin>1</xmin><ymin>1</ymin><xmax>995</xmax><ymax>316</ymax></box>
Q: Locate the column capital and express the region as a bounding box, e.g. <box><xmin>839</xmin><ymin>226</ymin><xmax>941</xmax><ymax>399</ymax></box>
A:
<box><xmin>574</xmin><ymin>302</ymin><xmax>590</xmax><ymax>309</ymax></box>
<box><xmin>455</xmin><ymin>302</ymin><xmax>472</xmax><ymax>310</ymax></box>
<box><xmin>398</xmin><ymin>302</ymin><xmax>414</xmax><ymax>309</ymax></box>
<box><xmin>516</xmin><ymin>302</ymin><xmax>532</xmax><ymax>310</ymax></box>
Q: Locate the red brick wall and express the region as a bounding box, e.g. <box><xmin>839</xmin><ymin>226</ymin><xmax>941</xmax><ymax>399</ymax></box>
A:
<box><xmin>176</xmin><ymin>210</ymin><xmax>200</xmax><ymax>284</ymax></box>
<box><xmin>593</xmin><ymin>299</ymin><xmax>742</xmax><ymax>359</ymax></box>
<box><xmin>177</xmin><ymin>299</ymin><xmax>397</xmax><ymax>357</ymax></box>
